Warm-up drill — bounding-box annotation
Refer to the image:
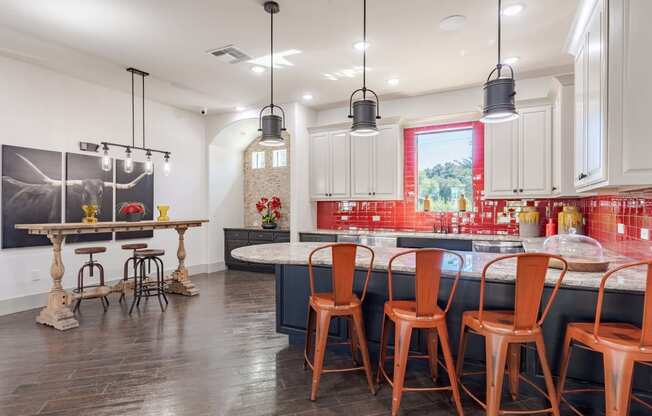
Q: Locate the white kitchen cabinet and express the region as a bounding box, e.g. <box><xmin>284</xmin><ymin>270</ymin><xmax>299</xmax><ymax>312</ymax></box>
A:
<box><xmin>350</xmin><ymin>125</ymin><xmax>403</xmax><ymax>200</ymax></box>
<box><xmin>309</xmin><ymin>124</ymin><xmax>403</xmax><ymax>201</ymax></box>
<box><xmin>484</xmin><ymin>118</ymin><xmax>519</xmax><ymax>198</ymax></box>
<box><xmin>309</xmin><ymin>130</ymin><xmax>350</xmax><ymax>200</ymax></box>
<box><xmin>484</xmin><ymin>105</ymin><xmax>552</xmax><ymax>198</ymax></box>
<box><xmin>569</xmin><ymin>0</ymin><xmax>652</xmax><ymax>191</ymax></box>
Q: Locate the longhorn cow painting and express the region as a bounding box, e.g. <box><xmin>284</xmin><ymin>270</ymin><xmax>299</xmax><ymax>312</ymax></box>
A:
<box><xmin>2</xmin><ymin>145</ymin><xmax>62</xmax><ymax>248</ymax></box>
<box><xmin>115</xmin><ymin>159</ymin><xmax>154</xmax><ymax>240</ymax></box>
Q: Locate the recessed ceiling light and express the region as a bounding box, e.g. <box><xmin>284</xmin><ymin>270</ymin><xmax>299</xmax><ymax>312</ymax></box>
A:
<box><xmin>503</xmin><ymin>56</ymin><xmax>520</xmax><ymax>65</ymax></box>
<box><xmin>387</xmin><ymin>78</ymin><xmax>400</xmax><ymax>86</ymax></box>
<box><xmin>502</xmin><ymin>3</ymin><xmax>525</xmax><ymax>16</ymax></box>
<box><xmin>353</xmin><ymin>41</ymin><xmax>369</xmax><ymax>51</ymax></box>
<box><xmin>302</xmin><ymin>93</ymin><xmax>313</xmax><ymax>101</ymax></box>
<box><xmin>235</xmin><ymin>106</ymin><xmax>246</xmax><ymax>111</ymax></box>
<box><xmin>250</xmin><ymin>65</ymin><xmax>266</xmax><ymax>73</ymax></box>
<box><xmin>439</xmin><ymin>15</ymin><xmax>467</xmax><ymax>32</ymax></box>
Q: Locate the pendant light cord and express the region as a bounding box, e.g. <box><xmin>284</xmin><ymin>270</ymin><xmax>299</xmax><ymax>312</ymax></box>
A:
<box><xmin>142</xmin><ymin>73</ymin><xmax>146</xmax><ymax>149</ymax></box>
<box><xmin>362</xmin><ymin>0</ymin><xmax>367</xmax><ymax>99</ymax></box>
<box><xmin>131</xmin><ymin>70</ymin><xmax>135</xmax><ymax>148</ymax></box>
<box><xmin>270</xmin><ymin>6</ymin><xmax>274</xmax><ymax>114</ymax></box>
<box><xmin>497</xmin><ymin>0</ymin><xmax>502</xmax><ymax>77</ymax></box>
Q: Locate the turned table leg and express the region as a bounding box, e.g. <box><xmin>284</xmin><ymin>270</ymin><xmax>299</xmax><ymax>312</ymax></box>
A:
<box><xmin>36</xmin><ymin>233</ymin><xmax>79</xmax><ymax>330</ymax></box>
<box><xmin>166</xmin><ymin>226</ymin><xmax>199</xmax><ymax>296</ymax></box>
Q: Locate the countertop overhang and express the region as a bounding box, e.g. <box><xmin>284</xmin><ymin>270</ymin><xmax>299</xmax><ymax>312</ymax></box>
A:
<box><xmin>231</xmin><ymin>242</ymin><xmax>646</xmax><ymax>293</ymax></box>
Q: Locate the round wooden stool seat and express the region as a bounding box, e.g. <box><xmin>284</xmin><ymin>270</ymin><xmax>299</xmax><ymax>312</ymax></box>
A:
<box><xmin>135</xmin><ymin>249</ymin><xmax>165</xmax><ymax>257</ymax></box>
<box><xmin>74</xmin><ymin>247</ymin><xmax>107</xmax><ymax>255</ymax></box>
<box><xmin>122</xmin><ymin>243</ymin><xmax>148</xmax><ymax>250</ymax></box>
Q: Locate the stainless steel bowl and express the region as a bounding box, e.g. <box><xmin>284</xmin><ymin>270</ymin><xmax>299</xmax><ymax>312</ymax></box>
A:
<box><xmin>472</xmin><ymin>240</ymin><xmax>524</xmax><ymax>254</ymax></box>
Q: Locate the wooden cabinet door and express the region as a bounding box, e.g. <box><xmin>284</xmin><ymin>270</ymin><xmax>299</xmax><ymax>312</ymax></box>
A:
<box><xmin>350</xmin><ymin>134</ymin><xmax>374</xmax><ymax>198</ymax></box>
<box><xmin>584</xmin><ymin>0</ymin><xmax>607</xmax><ymax>185</ymax></box>
<box><xmin>574</xmin><ymin>34</ymin><xmax>588</xmax><ymax>187</ymax></box>
<box><xmin>484</xmin><ymin>119</ymin><xmax>519</xmax><ymax>198</ymax></box>
<box><xmin>372</xmin><ymin>125</ymin><xmax>400</xmax><ymax>199</ymax></box>
<box><xmin>329</xmin><ymin>131</ymin><xmax>350</xmax><ymax>199</ymax></box>
<box><xmin>310</xmin><ymin>132</ymin><xmax>331</xmax><ymax>199</ymax></box>
<box><xmin>518</xmin><ymin>106</ymin><xmax>552</xmax><ymax>196</ymax></box>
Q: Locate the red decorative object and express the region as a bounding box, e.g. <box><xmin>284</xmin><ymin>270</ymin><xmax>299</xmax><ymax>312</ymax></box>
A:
<box><xmin>315</xmin><ymin>122</ymin><xmax>652</xmax><ymax>258</ymax></box>
<box><xmin>119</xmin><ymin>202</ymin><xmax>145</xmax><ymax>215</ymax></box>
<box><xmin>256</xmin><ymin>196</ymin><xmax>282</xmax><ymax>228</ymax></box>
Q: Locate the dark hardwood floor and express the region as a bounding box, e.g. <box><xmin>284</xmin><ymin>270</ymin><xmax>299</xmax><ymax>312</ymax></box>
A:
<box><xmin>0</xmin><ymin>270</ymin><xmax>641</xmax><ymax>415</ymax></box>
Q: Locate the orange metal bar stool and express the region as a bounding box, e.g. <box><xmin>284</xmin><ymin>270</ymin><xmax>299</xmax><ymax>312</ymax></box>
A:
<box><xmin>557</xmin><ymin>260</ymin><xmax>652</xmax><ymax>416</ymax></box>
<box><xmin>456</xmin><ymin>253</ymin><xmax>568</xmax><ymax>416</ymax></box>
<box><xmin>303</xmin><ymin>243</ymin><xmax>376</xmax><ymax>401</ymax></box>
<box><xmin>377</xmin><ymin>249</ymin><xmax>465</xmax><ymax>416</ymax></box>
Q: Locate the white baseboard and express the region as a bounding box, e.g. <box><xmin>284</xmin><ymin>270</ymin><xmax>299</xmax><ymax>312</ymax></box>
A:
<box><xmin>0</xmin><ymin>262</ymin><xmax>226</xmax><ymax>317</ymax></box>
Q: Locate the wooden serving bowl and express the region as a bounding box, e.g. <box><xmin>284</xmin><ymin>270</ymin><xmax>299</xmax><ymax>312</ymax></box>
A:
<box><xmin>548</xmin><ymin>257</ymin><xmax>610</xmax><ymax>273</ymax></box>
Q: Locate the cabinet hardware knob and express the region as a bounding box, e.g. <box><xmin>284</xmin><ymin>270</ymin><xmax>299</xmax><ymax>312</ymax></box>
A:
<box><xmin>552</xmin><ymin>186</ymin><xmax>558</xmax><ymax>191</ymax></box>
<box><xmin>519</xmin><ymin>189</ymin><xmax>523</xmax><ymax>193</ymax></box>
<box><xmin>372</xmin><ymin>192</ymin><xmax>376</xmax><ymax>195</ymax></box>
<box><xmin>513</xmin><ymin>189</ymin><xmax>518</xmax><ymax>193</ymax></box>
<box><xmin>578</xmin><ymin>173</ymin><xmax>588</xmax><ymax>180</ymax></box>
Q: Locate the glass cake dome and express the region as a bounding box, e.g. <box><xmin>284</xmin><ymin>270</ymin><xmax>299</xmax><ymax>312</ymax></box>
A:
<box><xmin>542</xmin><ymin>233</ymin><xmax>605</xmax><ymax>261</ymax></box>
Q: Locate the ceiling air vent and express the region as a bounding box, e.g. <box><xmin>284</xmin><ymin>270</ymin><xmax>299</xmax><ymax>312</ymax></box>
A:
<box><xmin>207</xmin><ymin>45</ymin><xmax>251</xmax><ymax>64</ymax></box>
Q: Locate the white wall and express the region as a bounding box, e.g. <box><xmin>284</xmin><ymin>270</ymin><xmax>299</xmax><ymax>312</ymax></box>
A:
<box><xmin>0</xmin><ymin>56</ymin><xmax>209</xmax><ymax>311</ymax></box>
<box><xmin>289</xmin><ymin>102</ymin><xmax>317</xmax><ymax>240</ymax></box>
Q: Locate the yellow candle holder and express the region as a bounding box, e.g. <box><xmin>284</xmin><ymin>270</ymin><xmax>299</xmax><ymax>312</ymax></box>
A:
<box><xmin>81</xmin><ymin>204</ymin><xmax>98</xmax><ymax>224</ymax></box>
<box><xmin>157</xmin><ymin>205</ymin><xmax>170</xmax><ymax>222</ymax></box>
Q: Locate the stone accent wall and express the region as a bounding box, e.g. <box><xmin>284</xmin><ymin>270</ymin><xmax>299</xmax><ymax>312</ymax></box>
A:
<box><xmin>243</xmin><ymin>136</ymin><xmax>291</xmax><ymax>228</ymax></box>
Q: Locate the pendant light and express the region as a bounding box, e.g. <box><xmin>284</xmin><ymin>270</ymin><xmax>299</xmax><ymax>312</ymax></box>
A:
<box><xmin>101</xmin><ymin>143</ymin><xmax>111</xmax><ymax>172</ymax></box>
<box><xmin>348</xmin><ymin>0</ymin><xmax>381</xmax><ymax>137</ymax></box>
<box><xmin>101</xmin><ymin>68</ymin><xmax>171</xmax><ymax>175</ymax></box>
<box><xmin>258</xmin><ymin>1</ymin><xmax>286</xmax><ymax>147</ymax></box>
<box><xmin>481</xmin><ymin>0</ymin><xmax>519</xmax><ymax>124</ymax></box>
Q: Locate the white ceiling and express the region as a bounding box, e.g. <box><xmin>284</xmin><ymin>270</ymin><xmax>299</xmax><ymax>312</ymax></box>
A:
<box><xmin>0</xmin><ymin>0</ymin><xmax>578</xmax><ymax>114</ymax></box>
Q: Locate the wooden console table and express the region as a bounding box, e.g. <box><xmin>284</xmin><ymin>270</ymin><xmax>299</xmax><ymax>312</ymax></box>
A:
<box><xmin>15</xmin><ymin>219</ymin><xmax>208</xmax><ymax>331</ymax></box>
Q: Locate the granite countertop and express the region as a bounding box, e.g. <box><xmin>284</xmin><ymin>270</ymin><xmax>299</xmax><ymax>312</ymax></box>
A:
<box><xmin>299</xmin><ymin>228</ymin><xmax>532</xmax><ymax>241</ymax></box>
<box><xmin>231</xmin><ymin>242</ymin><xmax>647</xmax><ymax>293</ymax></box>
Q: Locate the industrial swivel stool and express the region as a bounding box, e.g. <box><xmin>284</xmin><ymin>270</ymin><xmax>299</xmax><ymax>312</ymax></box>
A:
<box><xmin>129</xmin><ymin>249</ymin><xmax>168</xmax><ymax>314</ymax></box>
<box><xmin>377</xmin><ymin>249</ymin><xmax>466</xmax><ymax>416</ymax></box>
<box><xmin>303</xmin><ymin>243</ymin><xmax>376</xmax><ymax>401</ymax></box>
<box><xmin>72</xmin><ymin>246</ymin><xmax>110</xmax><ymax>312</ymax></box>
<box><xmin>557</xmin><ymin>260</ymin><xmax>652</xmax><ymax>416</ymax></box>
<box><xmin>119</xmin><ymin>243</ymin><xmax>148</xmax><ymax>303</ymax></box>
<box><xmin>457</xmin><ymin>253</ymin><xmax>569</xmax><ymax>416</ymax></box>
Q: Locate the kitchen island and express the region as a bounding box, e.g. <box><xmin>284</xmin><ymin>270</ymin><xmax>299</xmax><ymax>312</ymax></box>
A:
<box><xmin>232</xmin><ymin>242</ymin><xmax>651</xmax><ymax>393</ymax></box>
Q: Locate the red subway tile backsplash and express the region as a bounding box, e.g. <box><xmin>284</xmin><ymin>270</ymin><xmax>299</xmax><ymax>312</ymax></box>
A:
<box><xmin>316</xmin><ymin>122</ymin><xmax>652</xmax><ymax>259</ymax></box>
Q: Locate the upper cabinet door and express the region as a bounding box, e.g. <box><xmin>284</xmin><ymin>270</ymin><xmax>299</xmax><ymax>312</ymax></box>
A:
<box><xmin>309</xmin><ymin>132</ymin><xmax>331</xmax><ymax>199</ymax></box>
<box><xmin>518</xmin><ymin>106</ymin><xmax>552</xmax><ymax>196</ymax></box>
<box><xmin>574</xmin><ymin>36</ymin><xmax>588</xmax><ymax>187</ymax></box>
<box><xmin>350</xmin><ymin>134</ymin><xmax>374</xmax><ymax>198</ymax></box>
<box><xmin>328</xmin><ymin>131</ymin><xmax>350</xmax><ymax>199</ymax></box>
<box><xmin>372</xmin><ymin>125</ymin><xmax>401</xmax><ymax>198</ymax></box>
<box><xmin>484</xmin><ymin>119</ymin><xmax>519</xmax><ymax>198</ymax></box>
<box><xmin>584</xmin><ymin>0</ymin><xmax>606</xmax><ymax>185</ymax></box>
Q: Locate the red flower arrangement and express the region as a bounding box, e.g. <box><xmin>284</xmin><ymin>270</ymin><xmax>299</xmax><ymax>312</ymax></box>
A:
<box><xmin>256</xmin><ymin>196</ymin><xmax>282</xmax><ymax>227</ymax></box>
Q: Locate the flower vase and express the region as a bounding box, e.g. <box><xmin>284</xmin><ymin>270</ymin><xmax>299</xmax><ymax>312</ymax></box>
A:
<box><xmin>262</xmin><ymin>222</ymin><xmax>277</xmax><ymax>230</ymax></box>
<box><xmin>81</xmin><ymin>204</ymin><xmax>98</xmax><ymax>224</ymax></box>
<box><xmin>157</xmin><ymin>205</ymin><xmax>170</xmax><ymax>222</ymax></box>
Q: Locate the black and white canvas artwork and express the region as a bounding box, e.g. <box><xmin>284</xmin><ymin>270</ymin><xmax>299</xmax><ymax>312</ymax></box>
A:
<box><xmin>65</xmin><ymin>153</ymin><xmax>114</xmax><ymax>244</ymax></box>
<box><xmin>2</xmin><ymin>145</ymin><xmax>62</xmax><ymax>248</ymax></box>
<box><xmin>115</xmin><ymin>159</ymin><xmax>154</xmax><ymax>240</ymax></box>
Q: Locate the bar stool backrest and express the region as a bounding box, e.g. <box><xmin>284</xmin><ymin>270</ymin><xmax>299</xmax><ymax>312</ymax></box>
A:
<box><xmin>594</xmin><ymin>260</ymin><xmax>652</xmax><ymax>348</ymax></box>
<box><xmin>387</xmin><ymin>249</ymin><xmax>464</xmax><ymax>317</ymax></box>
<box><xmin>480</xmin><ymin>253</ymin><xmax>568</xmax><ymax>331</ymax></box>
<box><xmin>308</xmin><ymin>243</ymin><xmax>375</xmax><ymax>306</ymax></box>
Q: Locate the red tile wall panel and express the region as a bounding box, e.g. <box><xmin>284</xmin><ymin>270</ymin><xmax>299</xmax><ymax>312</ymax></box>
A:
<box><xmin>316</xmin><ymin>123</ymin><xmax>652</xmax><ymax>258</ymax></box>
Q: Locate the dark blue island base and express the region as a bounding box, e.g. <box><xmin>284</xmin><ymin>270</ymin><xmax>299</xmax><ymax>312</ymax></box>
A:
<box><xmin>274</xmin><ymin>264</ymin><xmax>652</xmax><ymax>397</ymax></box>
